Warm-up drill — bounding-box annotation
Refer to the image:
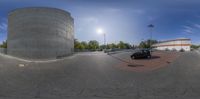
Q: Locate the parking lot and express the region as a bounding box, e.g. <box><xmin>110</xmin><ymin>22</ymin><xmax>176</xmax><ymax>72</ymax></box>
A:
<box><xmin>0</xmin><ymin>50</ymin><xmax>200</xmax><ymax>99</ymax></box>
<box><xmin>110</xmin><ymin>51</ymin><xmax>181</xmax><ymax>72</ymax></box>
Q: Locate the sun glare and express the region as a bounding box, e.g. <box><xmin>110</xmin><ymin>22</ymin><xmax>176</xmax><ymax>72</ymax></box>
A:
<box><xmin>96</xmin><ymin>28</ymin><xmax>104</xmax><ymax>34</ymax></box>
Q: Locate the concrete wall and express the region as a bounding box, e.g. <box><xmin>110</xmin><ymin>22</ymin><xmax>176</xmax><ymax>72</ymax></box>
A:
<box><xmin>153</xmin><ymin>39</ymin><xmax>191</xmax><ymax>51</ymax></box>
<box><xmin>156</xmin><ymin>46</ymin><xmax>190</xmax><ymax>51</ymax></box>
<box><xmin>0</xmin><ymin>48</ymin><xmax>6</xmax><ymax>54</ymax></box>
<box><xmin>7</xmin><ymin>7</ymin><xmax>74</xmax><ymax>59</ymax></box>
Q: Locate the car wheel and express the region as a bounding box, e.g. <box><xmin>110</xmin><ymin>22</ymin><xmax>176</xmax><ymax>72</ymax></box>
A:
<box><xmin>131</xmin><ymin>56</ymin><xmax>135</xmax><ymax>59</ymax></box>
<box><xmin>147</xmin><ymin>55</ymin><xmax>151</xmax><ymax>59</ymax></box>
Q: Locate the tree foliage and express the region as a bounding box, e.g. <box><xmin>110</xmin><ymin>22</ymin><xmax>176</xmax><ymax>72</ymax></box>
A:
<box><xmin>191</xmin><ymin>45</ymin><xmax>200</xmax><ymax>49</ymax></box>
<box><xmin>74</xmin><ymin>39</ymin><xmax>134</xmax><ymax>51</ymax></box>
<box><xmin>81</xmin><ymin>41</ymin><xmax>88</xmax><ymax>49</ymax></box>
<box><xmin>0</xmin><ymin>40</ymin><xmax>7</xmax><ymax>48</ymax></box>
<box><xmin>139</xmin><ymin>39</ymin><xmax>158</xmax><ymax>48</ymax></box>
<box><xmin>88</xmin><ymin>40</ymin><xmax>99</xmax><ymax>50</ymax></box>
<box><xmin>117</xmin><ymin>41</ymin><xmax>126</xmax><ymax>49</ymax></box>
<box><xmin>107</xmin><ymin>43</ymin><xmax>117</xmax><ymax>49</ymax></box>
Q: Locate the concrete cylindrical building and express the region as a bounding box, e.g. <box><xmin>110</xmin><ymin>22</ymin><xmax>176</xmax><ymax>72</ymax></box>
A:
<box><xmin>7</xmin><ymin>7</ymin><xmax>74</xmax><ymax>60</ymax></box>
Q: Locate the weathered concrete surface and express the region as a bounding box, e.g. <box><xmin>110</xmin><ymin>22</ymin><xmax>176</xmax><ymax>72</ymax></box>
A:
<box><xmin>0</xmin><ymin>51</ymin><xmax>200</xmax><ymax>99</ymax></box>
<box><xmin>7</xmin><ymin>7</ymin><xmax>74</xmax><ymax>60</ymax></box>
<box><xmin>0</xmin><ymin>48</ymin><xmax>6</xmax><ymax>54</ymax></box>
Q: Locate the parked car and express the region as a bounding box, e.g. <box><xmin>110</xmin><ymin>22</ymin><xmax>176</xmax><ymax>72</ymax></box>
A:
<box><xmin>131</xmin><ymin>49</ymin><xmax>151</xmax><ymax>59</ymax></box>
<box><xmin>179</xmin><ymin>48</ymin><xmax>185</xmax><ymax>52</ymax></box>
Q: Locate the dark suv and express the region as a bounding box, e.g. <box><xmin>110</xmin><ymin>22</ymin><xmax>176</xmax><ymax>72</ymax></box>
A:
<box><xmin>131</xmin><ymin>49</ymin><xmax>151</xmax><ymax>59</ymax></box>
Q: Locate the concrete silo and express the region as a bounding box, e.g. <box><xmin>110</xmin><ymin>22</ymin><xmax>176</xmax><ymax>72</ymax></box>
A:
<box><xmin>7</xmin><ymin>7</ymin><xmax>74</xmax><ymax>60</ymax></box>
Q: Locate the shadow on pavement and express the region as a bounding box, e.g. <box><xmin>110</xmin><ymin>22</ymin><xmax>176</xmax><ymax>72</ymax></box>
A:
<box><xmin>108</xmin><ymin>54</ymin><xmax>132</xmax><ymax>64</ymax></box>
<box><xmin>134</xmin><ymin>56</ymin><xmax>160</xmax><ymax>60</ymax></box>
<box><xmin>151</xmin><ymin>56</ymin><xmax>161</xmax><ymax>59</ymax></box>
<box><xmin>108</xmin><ymin>54</ymin><xmax>144</xmax><ymax>67</ymax></box>
<box><xmin>127</xmin><ymin>64</ymin><xmax>144</xmax><ymax>67</ymax></box>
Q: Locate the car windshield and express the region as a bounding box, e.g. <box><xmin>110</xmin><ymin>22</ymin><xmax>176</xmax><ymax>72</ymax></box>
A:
<box><xmin>0</xmin><ymin>0</ymin><xmax>200</xmax><ymax>99</ymax></box>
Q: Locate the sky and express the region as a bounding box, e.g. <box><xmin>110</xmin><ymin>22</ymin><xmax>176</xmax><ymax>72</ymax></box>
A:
<box><xmin>1</xmin><ymin>0</ymin><xmax>200</xmax><ymax>45</ymax></box>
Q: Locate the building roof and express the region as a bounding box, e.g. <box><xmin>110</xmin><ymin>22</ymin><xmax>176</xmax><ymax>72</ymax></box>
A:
<box><xmin>152</xmin><ymin>38</ymin><xmax>191</xmax><ymax>47</ymax></box>
<box><xmin>158</xmin><ymin>38</ymin><xmax>191</xmax><ymax>43</ymax></box>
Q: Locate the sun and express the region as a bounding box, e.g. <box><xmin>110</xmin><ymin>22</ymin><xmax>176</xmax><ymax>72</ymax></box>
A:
<box><xmin>96</xmin><ymin>28</ymin><xmax>104</xmax><ymax>34</ymax></box>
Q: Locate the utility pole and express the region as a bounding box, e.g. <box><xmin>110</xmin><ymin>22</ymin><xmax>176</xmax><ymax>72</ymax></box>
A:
<box><xmin>148</xmin><ymin>24</ymin><xmax>154</xmax><ymax>50</ymax></box>
<box><xmin>103</xmin><ymin>33</ymin><xmax>106</xmax><ymax>49</ymax></box>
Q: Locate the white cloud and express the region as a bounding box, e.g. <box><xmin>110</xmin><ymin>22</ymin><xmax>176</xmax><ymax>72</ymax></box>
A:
<box><xmin>84</xmin><ymin>17</ymin><xmax>99</xmax><ymax>24</ymax></box>
<box><xmin>182</xmin><ymin>25</ymin><xmax>193</xmax><ymax>34</ymax></box>
<box><xmin>183</xmin><ymin>23</ymin><xmax>200</xmax><ymax>34</ymax></box>
<box><xmin>105</xmin><ymin>8</ymin><xmax>121</xmax><ymax>13</ymax></box>
<box><xmin>0</xmin><ymin>18</ymin><xmax>8</xmax><ymax>33</ymax></box>
<box><xmin>0</xmin><ymin>23</ymin><xmax>7</xmax><ymax>30</ymax></box>
<box><xmin>183</xmin><ymin>29</ymin><xmax>193</xmax><ymax>33</ymax></box>
<box><xmin>183</xmin><ymin>25</ymin><xmax>193</xmax><ymax>30</ymax></box>
<box><xmin>194</xmin><ymin>24</ymin><xmax>200</xmax><ymax>29</ymax></box>
<box><xmin>132</xmin><ymin>9</ymin><xmax>145</xmax><ymax>14</ymax></box>
<box><xmin>105</xmin><ymin>8</ymin><xmax>145</xmax><ymax>15</ymax></box>
<box><xmin>147</xmin><ymin>16</ymin><xmax>157</xmax><ymax>21</ymax></box>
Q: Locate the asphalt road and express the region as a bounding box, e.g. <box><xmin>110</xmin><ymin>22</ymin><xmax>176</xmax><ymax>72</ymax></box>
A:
<box><xmin>0</xmin><ymin>51</ymin><xmax>200</xmax><ymax>99</ymax></box>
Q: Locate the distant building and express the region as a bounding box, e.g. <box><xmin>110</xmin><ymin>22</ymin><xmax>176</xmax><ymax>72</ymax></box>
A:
<box><xmin>152</xmin><ymin>38</ymin><xmax>191</xmax><ymax>51</ymax></box>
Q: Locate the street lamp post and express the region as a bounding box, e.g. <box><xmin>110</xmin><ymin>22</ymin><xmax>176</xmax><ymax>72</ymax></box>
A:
<box><xmin>97</xmin><ymin>28</ymin><xmax>106</xmax><ymax>49</ymax></box>
<box><xmin>181</xmin><ymin>39</ymin><xmax>182</xmax><ymax>50</ymax></box>
<box><xmin>103</xmin><ymin>33</ymin><xmax>106</xmax><ymax>49</ymax></box>
<box><xmin>148</xmin><ymin>24</ymin><xmax>154</xmax><ymax>50</ymax></box>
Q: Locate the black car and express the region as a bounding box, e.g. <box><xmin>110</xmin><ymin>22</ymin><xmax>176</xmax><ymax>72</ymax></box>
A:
<box><xmin>131</xmin><ymin>49</ymin><xmax>151</xmax><ymax>59</ymax></box>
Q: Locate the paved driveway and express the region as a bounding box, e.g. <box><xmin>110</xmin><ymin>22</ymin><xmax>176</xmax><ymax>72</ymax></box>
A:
<box><xmin>110</xmin><ymin>51</ymin><xmax>180</xmax><ymax>72</ymax></box>
<box><xmin>0</xmin><ymin>51</ymin><xmax>199</xmax><ymax>99</ymax></box>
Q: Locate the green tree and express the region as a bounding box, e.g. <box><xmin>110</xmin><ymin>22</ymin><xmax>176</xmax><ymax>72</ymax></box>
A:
<box><xmin>124</xmin><ymin>43</ymin><xmax>132</xmax><ymax>49</ymax></box>
<box><xmin>79</xmin><ymin>44</ymin><xmax>85</xmax><ymax>50</ymax></box>
<box><xmin>107</xmin><ymin>43</ymin><xmax>117</xmax><ymax>49</ymax></box>
<box><xmin>139</xmin><ymin>41</ymin><xmax>148</xmax><ymax>48</ymax></box>
<box><xmin>191</xmin><ymin>45</ymin><xmax>200</xmax><ymax>49</ymax></box>
<box><xmin>0</xmin><ymin>40</ymin><xmax>7</xmax><ymax>48</ymax></box>
<box><xmin>117</xmin><ymin>41</ymin><xmax>126</xmax><ymax>49</ymax></box>
<box><xmin>74</xmin><ymin>39</ymin><xmax>81</xmax><ymax>49</ymax></box>
<box><xmin>81</xmin><ymin>41</ymin><xmax>88</xmax><ymax>49</ymax></box>
<box><xmin>88</xmin><ymin>40</ymin><xmax>99</xmax><ymax>50</ymax></box>
<box><xmin>99</xmin><ymin>45</ymin><xmax>106</xmax><ymax>49</ymax></box>
<box><xmin>139</xmin><ymin>39</ymin><xmax>158</xmax><ymax>48</ymax></box>
<box><xmin>74</xmin><ymin>39</ymin><xmax>85</xmax><ymax>50</ymax></box>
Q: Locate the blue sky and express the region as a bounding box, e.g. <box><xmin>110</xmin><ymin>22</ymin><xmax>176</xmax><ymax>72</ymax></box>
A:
<box><xmin>1</xmin><ymin>0</ymin><xmax>200</xmax><ymax>45</ymax></box>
